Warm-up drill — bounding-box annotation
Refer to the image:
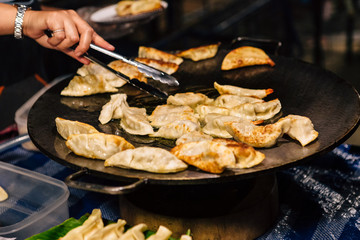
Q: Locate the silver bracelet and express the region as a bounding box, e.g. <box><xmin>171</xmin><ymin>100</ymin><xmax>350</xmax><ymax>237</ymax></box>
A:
<box><xmin>14</xmin><ymin>4</ymin><xmax>30</xmax><ymax>40</ymax></box>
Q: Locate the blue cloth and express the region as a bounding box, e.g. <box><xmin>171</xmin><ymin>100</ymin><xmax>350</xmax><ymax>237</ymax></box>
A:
<box><xmin>2</xmin><ymin>144</ymin><xmax>360</xmax><ymax>239</ymax></box>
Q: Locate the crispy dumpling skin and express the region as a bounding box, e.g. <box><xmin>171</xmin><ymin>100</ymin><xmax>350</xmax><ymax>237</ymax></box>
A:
<box><xmin>105</xmin><ymin>147</ymin><xmax>188</xmax><ymax>173</ymax></box>
<box><xmin>214</xmin><ymin>82</ymin><xmax>273</xmax><ymax>99</ymax></box>
<box><xmin>229</xmin><ymin>99</ymin><xmax>282</xmax><ymax>121</ymax></box>
<box><xmin>138</xmin><ymin>46</ymin><xmax>183</xmax><ymax>65</ymax></box>
<box><xmin>212</xmin><ymin>139</ymin><xmax>265</xmax><ymax>168</ymax></box>
<box><xmin>221</xmin><ymin>46</ymin><xmax>275</xmax><ymax>70</ymax></box>
<box><xmin>171</xmin><ymin>140</ymin><xmax>236</xmax><ymax>174</ymax></box>
<box><xmin>150</xmin><ymin>120</ymin><xmax>200</xmax><ymax>139</ymax></box>
<box><xmin>135</xmin><ymin>57</ymin><xmax>179</xmax><ymax>75</ymax></box>
<box><xmin>167</xmin><ymin>92</ymin><xmax>214</xmax><ymax>108</ymax></box>
<box><xmin>108</xmin><ymin>59</ymin><xmax>148</xmax><ymax>83</ymax></box>
<box><xmin>213</xmin><ymin>94</ymin><xmax>264</xmax><ymax>108</ymax></box>
<box><xmin>55</xmin><ymin>117</ymin><xmax>99</xmax><ymax>139</ymax></box>
<box><xmin>176</xmin><ymin>43</ymin><xmax>220</xmax><ymax>61</ymax></box>
<box><xmin>61</xmin><ymin>75</ymin><xmax>118</xmax><ymax>96</ymax></box>
<box><xmin>66</xmin><ymin>133</ymin><xmax>135</xmax><ymax>160</ymax></box>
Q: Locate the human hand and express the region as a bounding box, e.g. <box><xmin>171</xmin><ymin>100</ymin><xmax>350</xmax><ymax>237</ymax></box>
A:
<box><xmin>22</xmin><ymin>9</ymin><xmax>115</xmax><ymax>64</ymax></box>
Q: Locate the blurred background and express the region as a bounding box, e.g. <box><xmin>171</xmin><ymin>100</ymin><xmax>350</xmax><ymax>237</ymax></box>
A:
<box><xmin>1</xmin><ymin>0</ymin><xmax>360</xmax><ymax>142</ymax></box>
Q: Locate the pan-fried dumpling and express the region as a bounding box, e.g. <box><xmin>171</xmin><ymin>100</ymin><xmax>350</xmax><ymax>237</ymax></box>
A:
<box><xmin>116</xmin><ymin>0</ymin><xmax>162</xmax><ymax>16</ymax></box>
<box><xmin>150</xmin><ymin>120</ymin><xmax>200</xmax><ymax>139</ymax></box>
<box><xmin>138</xmin><ymin>46</ymin><xmax>183</xmax><ymax>65</ymax></box>
<box><xmin>118</xmin><ymin>223</ymin><xmax>147</xmax><ymax>240</ymax></box>
<box><xmin>147</xmin><ymin>225</ymin><xmax>172</xmax><ymax>240</ymax></box>
<box><xmin>99</xmin><ymin>219</ymin><xmax>127</xmax><ymax>240</ymax></box>
<box><xmin>280</xmin><ymin>115</ymin><xmax>319</xmax><ymax>146</ymax></box>
<box><xmin>61</xmin><ymin>75</ymin><xmax>118</xmax><ymax>97</ymax></box>
<box><xmin>171</xmin><ymin>140</ymin><xmax>236</xmax><ymax>174</ymax></box>
<box><xmin>105</xmin><ymin>147</ymin><xmax>188</xmax><ymax>173</ymax></box>
<box><xmin>99</xmin><ymin>94</ymin><xmax>128</xmax><ymax>124</ymax></box>
<box><xmin>77</xmin><ymin>62</ymin><xmax>127</xmax><ymax>88</ymax></box>
<box><xmin>60</xmin><ymin>209</ymin><xmax>104</xmax><ymax>240</ymax></box>
<box><xmin>212</xmin><ymin>139</ymin><xmax>265</xmax><ymax>168</ymax></box>
<box><xmin>150</xmin><ymin>111</ymin><xmax>200</xmax><ymax>128</ymax></box>
<box><xmin>135</xmin><ymin>57</ymin><xmax>179</xmax><ymax>75</ymax></box>
<box><xmin>149</xmin><ymin>105</ymin><xmax>194</xmax><ymax>122</ymax></box>
<box><xmin>108</xmin><ymin>59</ymin><xmax>148</xmax><ymax>83</ymax></box>
<box><xmin>55</xmin><ymin>117</ymin><xmax>99</xmax><ymax>139</ymax></box>
<box><xmin>66</xmin><ymin>133</ymin><xmax>135</xmax><ymax>160</ymax></box>
<box><xmin>221</xmin><ymin>46</ymin><xmax>275</xmax><ymax>70</ymax></box>
<box><xmin>214</xmin><ymin>82</ymin><xmax>273</xmax><ymax>99</ymax></box>
<box><xmin>167</xmin><ymin>92</ymin><xmax>214</xmax><ymax>108</ymax></box>
<box><xmin>195</xmin><ymin>104</ymin><xmax>229</xmax><ymax>121</ymax></box>
<box><xmin>229</xmin><ymin>99</ymin><xmax>282</xmax><ymax>121</ymax></box>
<box><xmin>120</xmin><ymin>106</ymin><xmax>154</xmax><ymax>135</ymax></box>
<box><xmin>202</xmin><ymin>114</ymin><xmax>244</xmax><ymax>138</ymax></box>
<box><xmin>176</xmin><ymin>43</ymin><xmax>220</xmax><ymax>61</ymax></box>
<box><xmin>180</xmin><ymin>235</ymin><xmax>193</xmax><ymax>240</ymax></box>
<box><xmin>224</xmin><ymin>120</ymin><xmax>284</xmax><ymax>148</ymax></box>
<box><xmin>213</xmin><ymin>94</ymin><xmax>264</xmax><ymax>108</ymax></box>
<box><xmin>0</xmin><ymin>186</ymin><xmax>8</xmax><ymax>202</ymax></box>
<box><xmin>175</xmin><ymin>131</ymin><xmax>213</xmax><ymax>145</ymax></box>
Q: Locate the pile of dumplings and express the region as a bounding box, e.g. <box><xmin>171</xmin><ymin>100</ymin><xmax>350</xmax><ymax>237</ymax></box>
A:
<box><xmin>56</xmin><ymin>81</ymin><xmax>318</xmax><ymax>174</ymax></box>
<box><xmin>59</xmin><ymin>208</ymin><xmax>192</xmax><ymax>240</ymax></box>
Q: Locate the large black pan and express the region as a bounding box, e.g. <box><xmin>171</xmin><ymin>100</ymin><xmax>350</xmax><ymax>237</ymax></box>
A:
<box><xmin>27</xmin><ymin>47</ymin><xmax>360</xmax><ymax>191</ymax></box>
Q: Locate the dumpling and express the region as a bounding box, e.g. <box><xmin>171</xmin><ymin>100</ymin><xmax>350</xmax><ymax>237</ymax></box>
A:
<box><xmin>212</xmin><ymin>139</ymin><xmax>265</xmax><ymax>168</ymax></box>
<box><xmin>118</xmin><ymin>223</ymin><xmax>147</xmax><ymax>240</ymax></box>
<box><xmin>221</xmin><ymin>46</ymin><xmax>275</xmax><ymax>70</ymax></box>
<box><xmin>108</xmin><ymin>59</ymin><xmax>148</xmax><ymax>83</ymax></box>
<box><xmin>214</xmin><ymin>82</ymin><xmax>273</xmax><ymax>99</ymax></box>
<box><xmin>61</xmin><ymin>75</ymin><xmax>118</xmax><ymax>97</ymax></box>
<box><xmin>98</xmin><ymin>94</ymin><xmax>128</xmax><ymax>124</ymax></box>
<box><xmin>224</xmin><ymin>120</ymin><xmax>284</xmax><ymax>148</ymax></box>
<box><xmin>105</xmin><ymin>147</ymin><xmax>188</xmax><ymax>173</ymax></box>
<box><xmin>60</xmin><ymin>209</ymin><xmax>104</xmax><ymax>240</ymax></box>
<box><xmin>171</xmin><ymin>140</ymin><xmax>236</xmax><ymax>174</ymax></box>
<box><xmin>66</xmin><ymin>133</ymin><xmax>135</xmax><ymax>160</ymax></box>
<box><xmin>116</xmin><ymin>0</ymin><xmax>162</xmax><ymax>16</ymax></box>
<box><xmin>213</xmin><ymin>94</ymin><xmax>264</xmax><ymax>108</ymax></box>
<box><xmin>176</xmin><ymin>43</ymin><xmax>220</xmax><ymax>61</ymax></box>
<box><xmin>202</xmin><ymin>114</ymin><xmax>244</xmax><ymax>138</ymax></box>
<box><xmin>148</xmin><ymin>105</ymin><xmax>194</xmax><ymax>122</ymax></box>
<box><xmin>175</xmin><ymin>131</ymin><xmax>213</xmax><ymax>145</ymax></box>
<box><xmin>195</xmin><ymin>104</ymin><xmax>229</xmax><ymax>121</ymax></box>
<box><xmin>77</xmin><ymin>62</ymin><xmax>126</xmax><ymax>88</ymax></box>
<box><xmin>120</xmin><ymin>106</ymin><xmax>154</xmax><ymax>135</ymax></box>
<box><xmin>280</xmin><ymin>114</ymin><xmax>319</xmax><ymax>146</ymax></box>
<box><xmin>135</xmin><ymin>57</ymin><xmax>179</xmax><ymax>75</ymax></box>
<box><xmin>150</xmin><ymin>120</ymin><xmax>200</xmax><ymax>139</ymax></box>
<box><xmin>55</xmin><ymin>117</ymin><xmax>99</xmax><ymax>139</ymax></box>
<box><xmin>229</xmin><ymin>99</ymin><xmax>282</xmax><ymax>121</ymax></box>
<box><xmin>138</xmin><ymin>46</ymin><xmax>183</xmax><ymax>65</ymax></box>
<box><xmin>150</xmin><ymin>111</ymin><xmax>200</xmax><ymax>128</ymax></box>
<box><xmin>99</xmin><ymin>219</ymin><xmax>127</xmax><ymax>240</ymax></box>
<box><xmin>0</xmin><ymin>186</ymin><xmax>8</xmax><ymax>202</ymax></box>
<box><xmin>180</xmin><ymin>235</ymin><xmax>193</xmax><ymax>240</ymax></box>
<box><xmin>167</xmin><ymin>92</ymin><xmax>214</xmax><ymax>108</ymax></box>
<box><xmin>147</xmin><ymin>225</ymin><xmax>172</xmax><ymax>240</ymax></box>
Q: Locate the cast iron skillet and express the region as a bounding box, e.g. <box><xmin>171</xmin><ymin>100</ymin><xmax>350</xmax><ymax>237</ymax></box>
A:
<box><xmin>27</xmin><ymin>45</ymin><xmax>360</xmax><ymax>193</ymax></box>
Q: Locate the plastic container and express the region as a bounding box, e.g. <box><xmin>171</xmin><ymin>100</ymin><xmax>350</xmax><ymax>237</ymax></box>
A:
<box><xmin>0</xmin><ymin>161</ymin><xmax>70</xmax><ymax>239</ymax></box>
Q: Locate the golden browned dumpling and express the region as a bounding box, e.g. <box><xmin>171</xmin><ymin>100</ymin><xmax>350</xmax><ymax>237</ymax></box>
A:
<box><xmin>55</xmin><ymin>117</ymin><xmax>99</xmax><ymax>140</ymax></box>
<box><xmin>0</xmin><ymin>186</ymin><xmax>8</xmax><ymax>202</ymax></box>
<box><xmin>138</xmin><ymin>46</ymin><xmax>183</xmax><ymax>65</ymax></box>
<box><xmin>221</xmin><ymin>46</ymin><xmax>275</xmax><ymax>70</ymax></box>
<box><xmin>116</xmin><ymin>0</ymin><xmax>162</xmax><ymax>17</ymax></box>
<box><xmin>176</xmin><ymin>43</ymin><xmax>220</xmax><ymax>61</ymax></box>
<box><xmin>135</xmin><ymin>57</ymin><xmax>179</xmax><ymax>75</ymax></box>
<box><xmin>108</xmin><ymin>59</ymin><xmax>148</xmax><ymax>83</ymax></box>
<box><xmin>214</xmin><ymin>82</ymin><xmax>273</xmax><ymax>99</ymax></box>
<box><xmin>171</xmin><ymin>140</ymin><xmax>236</xmax><ymax>174</ymax></box>
<box><xmin>66</xmin><ymin>133</ymin><xmax>135</xmax><ymax>160</ymax></box>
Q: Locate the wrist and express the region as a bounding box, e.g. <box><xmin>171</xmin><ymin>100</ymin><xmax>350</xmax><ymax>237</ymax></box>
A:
<box><xmin>13</xmin><ymin>4</ymin><xmax>31</xmax><ymax>39</ymax></box>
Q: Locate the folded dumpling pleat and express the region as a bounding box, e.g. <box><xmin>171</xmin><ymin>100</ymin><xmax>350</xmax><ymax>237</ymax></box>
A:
<box><xmin>214</xmin><ymin>82</ymin><xmax>273</xmax><ymax>99</ymax></box>
<box><xmin>105</xmin><ymin>147</ymin><xmax>188</xmax><ymax>173</ymax></box>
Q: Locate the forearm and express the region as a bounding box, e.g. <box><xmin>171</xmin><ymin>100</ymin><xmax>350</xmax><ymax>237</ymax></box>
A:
<box><xmin>0</xmin><ymin>3</ymin><xmax>18</xmax><ymax>35</ymax></box>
